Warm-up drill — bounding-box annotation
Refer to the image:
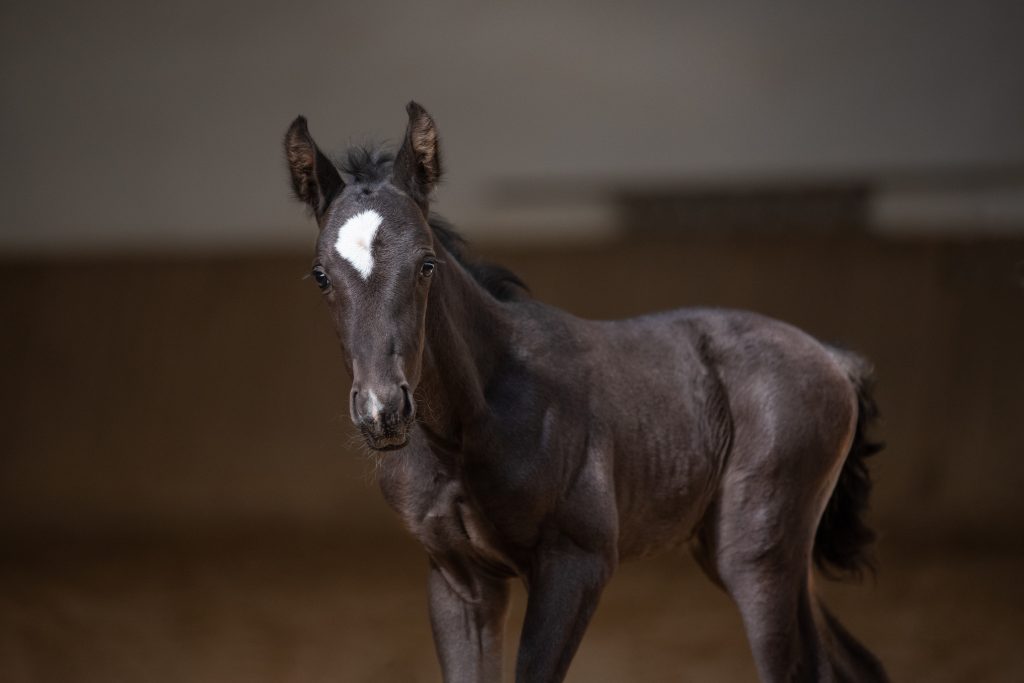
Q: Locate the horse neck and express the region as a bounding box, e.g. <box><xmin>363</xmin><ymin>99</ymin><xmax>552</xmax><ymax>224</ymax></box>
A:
<box><xmin>416</xmin><ymin>247</ymin><xmax>512</xmax><ymax>446</ymax></box>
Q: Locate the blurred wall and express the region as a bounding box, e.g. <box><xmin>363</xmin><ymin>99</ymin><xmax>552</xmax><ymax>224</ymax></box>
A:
<box><xmin>2</xmin><ymin>0</ymin><xmax>1024</xmax><ymax>253</ymax></box>
<box><xmin>1</xmin><ymin>1</ymin><xmax>1022</xmax><ymax>554</ymax></box>
<box><xmin>2</xmin><ymin>236</ymin><xmax>1022</xmax><ymax>546</ymax></box>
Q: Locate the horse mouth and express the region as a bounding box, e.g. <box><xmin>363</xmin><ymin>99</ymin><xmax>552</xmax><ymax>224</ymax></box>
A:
<box><xmin>369</xmin><ymin>435</ymin><xmax>410</xmax><ymax>451</ymax></box>
<box><xmin>361</xmin><ymin>428</ymin><xmax>411</xmax><ymax>451</ymax></box>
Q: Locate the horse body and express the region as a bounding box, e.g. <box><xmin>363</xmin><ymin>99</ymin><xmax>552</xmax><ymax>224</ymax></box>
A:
<box><xmin>284</xmin><ymin>102</ymin><xmax>887</xmax><ymax>682</ymax></box>
<box><xmin>384</xmin><ymin>297</ymin><xmax>857</xmax><ymax>562</ymax></box>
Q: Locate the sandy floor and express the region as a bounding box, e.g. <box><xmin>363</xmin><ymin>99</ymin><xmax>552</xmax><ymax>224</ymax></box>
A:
<box><xmin>1</xmin><ymin>534</ymin><xmax>1022</xmax><ymax>682</ymax></box>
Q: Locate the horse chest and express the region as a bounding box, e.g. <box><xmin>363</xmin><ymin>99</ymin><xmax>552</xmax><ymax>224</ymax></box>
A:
<box><xmin>391</xmin><ymin>467</ymin><xmax>521</xmax><ymax>575</ymax></box>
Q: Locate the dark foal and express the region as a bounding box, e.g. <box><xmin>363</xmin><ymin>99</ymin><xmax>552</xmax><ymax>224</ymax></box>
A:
<box><xmin>284</xmin><ymin>102</ymin><xmax>888</xmax><ymax>682</ymax></box>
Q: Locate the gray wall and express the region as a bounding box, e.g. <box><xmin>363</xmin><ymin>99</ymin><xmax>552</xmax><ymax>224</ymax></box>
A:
<box><xmin>3</xmin><ymin>0</ymin><xmax>1024</xmax><ymax>252</ymax></box>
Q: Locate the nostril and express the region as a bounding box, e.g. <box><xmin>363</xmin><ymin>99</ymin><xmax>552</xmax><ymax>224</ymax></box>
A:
<box><xmin>400</xmin><ymin>383</ymin><xmax>414</xmax><ymax>420</ymax></box>
<box><xmin>350</xmin><ymin>389</ymin><xmax>360</xmax><ymax>423</ymax></box>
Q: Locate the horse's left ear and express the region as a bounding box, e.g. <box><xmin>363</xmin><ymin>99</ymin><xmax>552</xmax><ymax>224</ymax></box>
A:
<box><xmin>393</xmin><ymin>101</ymin><xmax>442</xmax><ymax>211</ymax></box>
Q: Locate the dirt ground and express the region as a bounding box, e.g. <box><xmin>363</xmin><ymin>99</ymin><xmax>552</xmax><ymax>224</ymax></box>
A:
<box><xmin>2</xmin><ymin>533</ymin><xmax>1021</xmax><ymax>682</ymax></box>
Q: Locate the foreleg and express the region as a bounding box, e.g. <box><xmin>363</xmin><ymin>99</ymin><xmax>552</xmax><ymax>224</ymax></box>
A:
<box><xmin>514</xmin><ymin>544</ymin><xmax>614</xmax><ymax>683</ymax></box>
<box><xmin>429</xmin><ymin>559</ymin><xmax>510</xmax><ymax>683</ymax></box>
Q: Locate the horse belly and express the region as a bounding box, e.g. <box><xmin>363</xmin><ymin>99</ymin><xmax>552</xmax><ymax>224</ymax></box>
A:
<box><xmin>600</xmin><ymin>354</ymin><xmax>729</xmax><ymax>560</ymax></box>
<box><xmin>613</xmin><ymin>433</ymin><xmax>719</xmax><ymax>559</ymax></box>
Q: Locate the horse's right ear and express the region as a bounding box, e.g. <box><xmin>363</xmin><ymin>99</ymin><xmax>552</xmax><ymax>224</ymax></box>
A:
<box><xmin>284</xmin><ymin>116</ymin><xmax>343</xmax><ymax>219</ymax></box>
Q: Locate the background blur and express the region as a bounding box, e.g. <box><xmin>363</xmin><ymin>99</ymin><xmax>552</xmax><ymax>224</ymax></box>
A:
<box><xmin>2</xmin><ymin>1</ymin><xmax>1023</xmax><ymax>681</ymax></box>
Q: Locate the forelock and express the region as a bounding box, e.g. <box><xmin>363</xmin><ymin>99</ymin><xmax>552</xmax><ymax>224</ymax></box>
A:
<box><xmin>336</xmin><ymin>144</ymin><xmax>394</xmax><ymax>185</ymax></box>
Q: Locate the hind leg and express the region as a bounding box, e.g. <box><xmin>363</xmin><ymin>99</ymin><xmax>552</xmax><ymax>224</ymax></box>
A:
<box><xmin>709</xmin><ymin>524</ymin><xmax>888</xmax><ymax>682</ymax></box>
<box><xmin>702</xmin><ymin>431</ymin><xmax>887</xmax><ymax>682</ymax></box>
<box><xmin>707</xmin><ymin>468</ymin><xmax>836</xmax><ymax>682</ymax></box>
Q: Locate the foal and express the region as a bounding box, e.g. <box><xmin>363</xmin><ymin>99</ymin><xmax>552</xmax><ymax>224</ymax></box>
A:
<box><xmin>284</xmin><ymin>102</ymin><xmax>888</xmax><ymax>682</ymax></box>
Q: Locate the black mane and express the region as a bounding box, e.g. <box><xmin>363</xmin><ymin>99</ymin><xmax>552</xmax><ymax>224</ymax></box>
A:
<box><xmin>335</xmin><ymin>143</ymin><xmax>530</xmax><ymax>303</ymax></box>
<box><xmin>427</xmin><ymin>216</ymin><xmax>530</xmax><ymax>302</ymax></box>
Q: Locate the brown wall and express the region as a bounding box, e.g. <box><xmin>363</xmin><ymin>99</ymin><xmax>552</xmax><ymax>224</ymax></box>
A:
<box><xmin>2</xmin><ymin>235</ymin><xmax>1022</xmax><ymax>546</ymax></box>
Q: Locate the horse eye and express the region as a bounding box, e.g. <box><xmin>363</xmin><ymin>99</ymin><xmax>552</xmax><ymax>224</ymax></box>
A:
<box><xmin>312</xmin><ymin>266</ymin><xmax>331</xmax><ymax>290</ymax></box>
<box><xmin>420</xmin><ymin>260</ymin><xmax>436</xmax><ymax>278</ymax></box>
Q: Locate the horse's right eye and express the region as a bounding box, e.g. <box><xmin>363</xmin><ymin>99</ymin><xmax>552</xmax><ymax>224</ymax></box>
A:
<box><xmin>312</xmin><ymin>266</ymin><xmax>331</xmax><ymax>290</ymax></box>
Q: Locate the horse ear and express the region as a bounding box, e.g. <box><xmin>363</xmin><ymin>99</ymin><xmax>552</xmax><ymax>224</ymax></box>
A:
<box><xmin>393</xmin><ymin>101</ymin><xmax>442</xmax><ymax>211</ymax></box>
<box><xmin>284</xmin><ymin>116</ymin><xmax>343</xmax><ymax>219</ymax></box>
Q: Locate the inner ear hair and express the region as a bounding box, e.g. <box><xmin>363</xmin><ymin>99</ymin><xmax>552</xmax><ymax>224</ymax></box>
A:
<box><xmin>408</xmin><ymin>104</ymin><xmax>441</xmax><ymax>186</ymax></box>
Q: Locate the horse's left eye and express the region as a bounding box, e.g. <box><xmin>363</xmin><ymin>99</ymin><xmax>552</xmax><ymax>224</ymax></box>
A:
<box><xmin>420</xmin><ymin>260</ymin><xmax>436</xmax><ymax>278</ymax></box>
<box><xmin>312</xmin><ymin>266</ymin><xmax>331</xmax><ymax>290</ymax></box>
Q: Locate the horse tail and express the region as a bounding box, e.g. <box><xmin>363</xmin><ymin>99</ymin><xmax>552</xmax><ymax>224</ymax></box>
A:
<box><xmin>814</xmin><ymin>350</ymin><xmax>884</xmax><ymax>580</ymax></box>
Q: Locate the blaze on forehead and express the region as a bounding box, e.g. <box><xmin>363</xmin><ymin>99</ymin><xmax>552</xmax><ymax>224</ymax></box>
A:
<box><xmin>333</xmin><ymin>209</ymin><xmax>382</xmax><ymax>280</ymax></box>
<box><xmin>324</xmin><ymin>194</ymin><xmax>433</xmax><ymax>280</ymax></box>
